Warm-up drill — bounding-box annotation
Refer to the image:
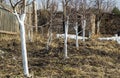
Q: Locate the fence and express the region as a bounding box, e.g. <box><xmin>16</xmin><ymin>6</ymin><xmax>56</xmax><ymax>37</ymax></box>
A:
<box><xmin>0</xmin><ymin>7</ymin><xmax>19</xmax><ymax>37</ymax></box>
<box><xmin>0</xmin><ymin>4</ymin><xmax>34</xmax><ymax>39</ymax></box>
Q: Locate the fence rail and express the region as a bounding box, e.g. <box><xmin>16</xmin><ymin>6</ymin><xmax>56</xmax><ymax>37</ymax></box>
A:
<box><xmin>0</xmin><ymin>30</ymin><xmax>18</xmax><ymax>35</ymax></box>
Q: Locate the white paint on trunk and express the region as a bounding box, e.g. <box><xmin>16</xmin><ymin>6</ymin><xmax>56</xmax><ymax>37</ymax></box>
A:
<box><xmin>64</xmin><ymin>17</ymin><xmax>69</xmax><ymax>58</ymax></box>
<box><xmin>82</xmin><ymin>19</ymin><xmax>86</xmax><ymax>42</ymax></box>
<box><xmin>75</xmin><ymin>22</ymin><xmax>79</xmax><ymax>48</ymax></box>
<box><xmin>14</xmin><ymin>12</ymin><xmax>29</xmax><ymax>76</ymax></box>
<box><xmin>19</xmin><ymin>21</ymin><xmax>29</xmax><ymax>76</ymax></box>
<box><xmin>97</xmin><ymin>20</ymin><xmax>100</xmax><ymax>34</ymax></box>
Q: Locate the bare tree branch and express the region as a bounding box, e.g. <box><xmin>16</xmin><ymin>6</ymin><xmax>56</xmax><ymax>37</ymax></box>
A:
<box><xmin>9</xmin><ymin>0</ymin><xmax>14</xmax><ymax>9</ymax></box>
<box><xmin>26</xmin><ymin>0</ymin><xmax>35</xmax><ymax>6</ymax></box>
<box><xmin>9</xmin><ymin>0</ymin><xmax>22</xmax><ymax>10</ymax></box>
<box><xmin>0</xmin><ymin>3</ymin><xmax>12</xmax><ymax>13</ymax></box>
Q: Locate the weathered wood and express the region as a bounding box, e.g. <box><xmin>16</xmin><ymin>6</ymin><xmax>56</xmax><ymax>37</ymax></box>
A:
<box><xmin>0</xmin><ymin>4</ymin><xmax>33</xmax><ymax>37</ymax></box>
<box><xmin>90</xmin><ymin>14</ymin><xmax>96</xmax><ymax>37</ymax></box>
<box><xmin>0</xmin><ymin>30</ymin><xmax>18</xmax><ymax>35</ymax></box>
<box><xmin>0</xmin><ymin>8</ymin><xmax>19</xmax><ymax>35</ymax></box>
<box><xmin>32</xmin><ymin>0</ymin><xmax>38</xmax><ymax>32</ymax></box>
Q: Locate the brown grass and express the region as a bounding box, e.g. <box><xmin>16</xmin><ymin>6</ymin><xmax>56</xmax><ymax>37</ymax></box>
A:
<box><xmin>0</xmin><ymin>35</ymin><xmax>120</xmax><ymax>78</ymax></box>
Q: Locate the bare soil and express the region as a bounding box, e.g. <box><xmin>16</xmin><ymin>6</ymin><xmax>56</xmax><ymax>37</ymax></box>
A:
<box><xmin>0</xmin><ymin>37</ymin><xmax>120</xmax><ymax>78</ymax></box>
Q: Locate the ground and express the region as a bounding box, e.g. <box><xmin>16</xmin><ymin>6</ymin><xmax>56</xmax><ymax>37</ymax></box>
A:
<box><xmin>0</xmin><ymin>36</ymin><xmax>120</xmax><ymax>78</ymax></box>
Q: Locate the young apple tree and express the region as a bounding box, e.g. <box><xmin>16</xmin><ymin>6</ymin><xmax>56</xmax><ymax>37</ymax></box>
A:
<box><xmin>46</xmin><ymin>0</ymin><xmax>58</xmax><ymax>50</ymax></box>
<box><xmin>64</xmin><ymin>16</ymin><xmax>69</xmax><ymax>58</ymax></box>
<box><xmin>62</xmin><ymin>0</ymin><xmax>71</xmax><ymax>58</ymax></box>
<box><xmin>0</xmin><ymin>0</ymin><xmax>35</xmax><ymax>77</ymax></box>
<box><xmin>81</xmin><ymin>0</ymin><xmax>87</xmax><ymax>42</ymax></box>
<box><xmin>62</xmin><ymin>0</ymin><xmax>70</xmax><ymax>33</ymax></box>
<box><xmin>74</xmin><ymin>0</ymin><xmax>80</xmax><ymax>48</ymax></box>
<box><xmin>70</xmin><ymin>0</ymin><xmax>80</xmax><ymax>48</ymax></box>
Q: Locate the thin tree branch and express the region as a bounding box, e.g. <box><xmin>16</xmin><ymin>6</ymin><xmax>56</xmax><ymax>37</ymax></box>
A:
<box><xmin>14</xmin><ymin>0</ymin><xmax>22</xmax><ymax>9</ymax></box>
<box><xmin>9</xmin><ymin>0</ymin><xmax>22</xmax><ymax>11</ymax></box>
<box><xmin>26</xmin><ymin>0</ymin><xmax>35</xmax><ymax>6</ymax></box>
<box><xmin>0</xmin><ymin>3</ymin><xmax>12</xmax><ymax>13</ymax></box>
<box><xmin>9</xmin><ymin>0</ymin><xmax>14</xmax><ymax>9</ymax></box>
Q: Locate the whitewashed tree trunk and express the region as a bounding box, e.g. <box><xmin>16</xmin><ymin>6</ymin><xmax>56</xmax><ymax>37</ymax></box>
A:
<box><xmin>75</xmin><ymin>22</ymin><xmax>79</xmax><ymax>48</ymax></box>
<box><xmin>6</xmin><ymin>0</ymin><xmax>36</xmax><ymax>77</ymax></box>
<box><xmin>115</xmin><ymin>34</ymin><xmax>120</xmax><ymax>44</ymax></box>
<box><xmin>19</xmin><ymin>21</ymin><xmax>29</xmax><ymax>77</ymax></box>
<box><xmin>14</xmin><ymin>12</ymin><xmax>29</xmax><ymax>77</ymax></box>
<box><xmin>82</xmin><ymin>18</ymin><xmax>86</xmax><ymax>42</ymax></box>
<box><xmin>97</xmin><ymin>20</ymin><xmax>100</xmax><ymax>34</ymax></box>
<box><xmin>64</xmin><ymin>16</ymin><xmax>69</xmax><ymax>58</ymax></box>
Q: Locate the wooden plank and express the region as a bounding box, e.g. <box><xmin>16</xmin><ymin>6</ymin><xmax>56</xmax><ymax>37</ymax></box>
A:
<box><xmin>0</xmin><ymin>30</ymin><xmax>18</xmax><ymax>35</ymax></box>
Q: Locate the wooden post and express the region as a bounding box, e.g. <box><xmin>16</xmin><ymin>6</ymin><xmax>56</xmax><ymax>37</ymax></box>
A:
<box><xmin>90</xmin><ymin>14</ymin><xmax>96</xmax><ymax>38</ymax></box>
<box><xmin>32</xmin><ymin>0</ymin><xmax>38</xmax><ymax>33</ymax></box>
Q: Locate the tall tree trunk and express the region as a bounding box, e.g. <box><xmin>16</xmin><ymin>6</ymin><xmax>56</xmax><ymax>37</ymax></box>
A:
<box><xmin>20</xmin><ymin>0</ymin><xmax>29</xmax><ymax>76</ymax></box>
<box><xmin>62</xmin><ymin>0</ymin><xmax>66</xmax><ymax>33</ymax></box>
<box><xmin>7</xmin><ymin>0</ymin><xmax>31</xmax><ymax>77</ymax></box>
<box><xmin>15</xmin><ymin>13</ymin><xmax>29</xmax><ymax>77</ymax></box>
<box><xmin>82</xmin><ymin>17</ymin><xmax>86</xmax><ymax>42</ymax></box>
<box><xmin>81</xmin><ymin>0</ymin><xmax>86</xmax><ymax>42</ymax></box>
<box><xmin>13</xmin><ymin>0</ymin><xmax>29</xmax><ymax>76</ymax></box>
<box><xmin>75</xmin><ymin>22</ymin><xmax>79</xmax><ymax>48</ymax></box>
<box><xmin>19</xmin><ymin>20</ymin><xmax>29</xmax><ymax>77</ymax></box>
<box><xmin>97</xmin><ymin>20</ymin><xmax>101</xmax><ymax>34</ymax></box>
<box><xmin>64</xmin><ymin>16</ymin><xmax>69</xmax><ymax>58</ymax></box>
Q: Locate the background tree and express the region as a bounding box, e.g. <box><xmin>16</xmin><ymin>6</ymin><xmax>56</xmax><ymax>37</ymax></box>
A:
<box><xmin>77</xmin><ymin>0</ymin><xmax>87</xmax><ymax>41</ymax></box>
<box><xmin>46</xmin><ymin>0</ymin><xmax>58</xmax><ymax>50</ymax></box>
<box><xmin>70</xmin><ymin>0</ymin><xmax>80</xmax><ymax>48</ymax></box>
<box><xmin>62</xmin><ymin>0</ymin><xmax>70</xmax><ymax>33</ymax></box>
<box><xmin>90</xmin><ymin>0</ymin><xmax>116</xmax><ymax>35</ymax></box>
<box><xmin>74</xmin><ymin>0</ymin><xmax>79</xmax><ymax>48</ymax></box>
<box><xmin>62</xmin><ymin>0</ymin><xmax>71</xmax><ymax>58</ymax></box>
<box><xmin>112</xmin><ymin>7</ymin><xmax>120</xmax><ymax>15</ymax></box>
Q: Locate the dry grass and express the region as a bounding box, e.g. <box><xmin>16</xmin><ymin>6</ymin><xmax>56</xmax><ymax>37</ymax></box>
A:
<box><xmin>0</xmin><ymin>35</ymin><xmax>120</xmax><ymax>78</ymax></box>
